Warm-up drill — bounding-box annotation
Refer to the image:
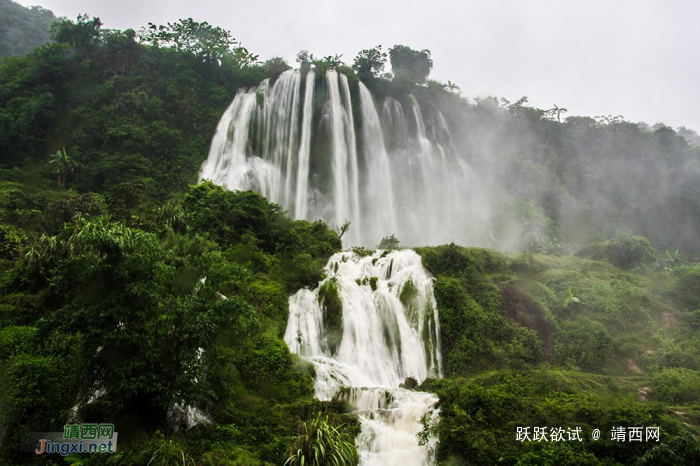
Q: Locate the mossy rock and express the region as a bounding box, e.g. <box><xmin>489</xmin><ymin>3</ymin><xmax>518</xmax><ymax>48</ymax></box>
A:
<box><xmin>399</xmin><ymin>278</ymin><xmax>419</xmax><ymax>324</ymax></box>
<box><xmin>318</xmin><ymin>279</ymin><xmax>343</xmax><ymax>353</ymax></box>
<box><xmin>369</xmin><ymin>276</ymin><xmax>378</xmax><ymax>291</ymax></box>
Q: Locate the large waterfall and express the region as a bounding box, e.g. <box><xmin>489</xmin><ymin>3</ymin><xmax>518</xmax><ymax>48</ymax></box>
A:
<box><xmin>203</xmin><ymin>68</ymin><xmax>458</xmax><ymax>462</ymax></box>
<box><xmin>200</xmin><ymin>68</ymin><xmax>491</xmax><ymax>248</ymax></box>
<box><xmin>284</xmin><ymin>249</ymin><xmax>442</xmax><ymax>465</ymax></box>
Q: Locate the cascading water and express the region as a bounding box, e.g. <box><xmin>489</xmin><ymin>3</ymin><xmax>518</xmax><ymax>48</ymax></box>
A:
<box><xmin>284</xmin><ymin>249</ymin><xmax>442</xmax><ymax>465</ymax></box>
<box><xmin>200</xmin><ymin>68</ymin><xmax>492</xmax><ymax>248</ymax></box>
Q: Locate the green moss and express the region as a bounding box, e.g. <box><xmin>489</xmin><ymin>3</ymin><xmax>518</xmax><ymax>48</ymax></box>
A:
<box><xmin>369</xmin><ymin>276</ymin><xmax>378</xmax><ymax>291</ymax></box>
<box><xmin>318</xmin><ymin>279</ymin><xmax>343</xmax><ymax>354</ymax></box>
<box><xmin>351</xmin><ymin>246</ymin><xmax>374</xmax><ymax>257</ymax></box>
<box><xmin>416</xmin><ymin>244</ymin><xmax>511</xmax><ymax>277</ymax></box>
<box><xmin>399</xmin><ymin>278</ymin><xmax>420</xmax><ymax>325</ymax></box>
<box><xmin>399</xmin><ymin>278</ymin><xmax>416</xmax><ymax>306</ymax></box>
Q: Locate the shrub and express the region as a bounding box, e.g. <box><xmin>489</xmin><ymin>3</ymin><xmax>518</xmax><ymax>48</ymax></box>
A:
<box><xmin>284</xmin><ymin>413</ymin><xmax>358</xmax><ymax>466</ymax></box>
<box><xmin>0</xmin><ymin>224</ymin><xmax>26</xmax><ymax>259</ymax></box>
<box><xmin>673</xmin><ymin>264</ymin><xmax>700</xmax><ymax>310</ymax></box>
<box><xmin>554</xmin><ymin>319</ymin><xmax>613</xmax><ymax>371</ymax></box>
<box><xmin>378</xmin><ymin>234</ymin><xmax>400</xmax><ymax>250</ymax></box>
<box><xmin>652</xmin><ymin>368</ymin><xmax>700</xmax><ymax>403</ymax></box>
<box><xmin>576</xmin><ymin>234</ymin><xmax>655</xmax><ymax>269</ymax></box>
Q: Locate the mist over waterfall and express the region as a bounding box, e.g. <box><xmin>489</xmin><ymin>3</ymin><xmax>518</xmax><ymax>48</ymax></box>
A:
<box><xmin>200</xmin><ymin>68</ymin><xmax>492</xmax><ymax>248</ymax></box>
<box><xmin>284</xmin><ymin>249</ymin><xmax>441</xmax><ymax>465</ymax></box>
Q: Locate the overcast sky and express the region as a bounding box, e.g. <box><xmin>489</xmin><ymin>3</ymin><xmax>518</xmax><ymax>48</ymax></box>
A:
<box><xmin>15</xmin><ymin>0</ymin><xmax>700</xmax><ymax>131</ymax></box>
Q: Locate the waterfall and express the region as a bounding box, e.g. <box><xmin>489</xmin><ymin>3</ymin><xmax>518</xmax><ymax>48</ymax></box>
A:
<box><xmin>284</xmin><ymin>249</ymin><xmax>442</xmax><ymax>465</ymax></box>
<box><xmin>201</xmin><ymin>68</ymin><xmax>492</xmax><ymax>248</ymax></box>
<box><xmin>326</xmin><ymin>70</ymin><xmax>362</xmax><ymax>246</ymax></box>
<box><xmin>359</xmin><ymin>82</ymin><xmax>398</xmax><ymax>247</ymax></box>
<box><xmin>295</xmin><ymin>69</ymin><xmax>315</xmax><ymax>220</ymax></box>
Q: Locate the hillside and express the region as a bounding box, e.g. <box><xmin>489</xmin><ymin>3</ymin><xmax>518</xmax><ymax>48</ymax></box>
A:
<box><xmin>0</xmin><ymin>0</ymin><xmax>56</xmax><ymax>59</ymax></box>
<box><xmin>1</xmin><ymin>15</ymin><xmax>699</xmax><ymax>466</ymax></box>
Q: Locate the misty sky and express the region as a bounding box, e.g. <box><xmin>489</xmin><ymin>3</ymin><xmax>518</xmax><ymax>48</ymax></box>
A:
<box><xmin>15</xmin><ymin>0</ymin><xmax>700</xmax><ymax>131</ymax></box>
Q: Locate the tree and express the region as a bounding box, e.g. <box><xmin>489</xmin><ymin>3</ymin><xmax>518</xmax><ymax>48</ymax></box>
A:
<box><xmin>321</xmin><ymin>54</ymin><xmax>344</xmax><ymax>70</ymax></box>
<box><xmin>446</xmin><ymin>80</ymin><xmax>461</xmax><ymax>94</ymax></box>
<box><xmin>27</xmin><ymin>217</ymin><xmax>257</xmax><ymax>418</ymax></box>
<box><xmin>389</xmin><ymin>45</ymin><xmax>433</xmax><ymax>83</ymax></box>
<box><xmin>50</xmin><ymin>14</ymin><xmax>102</xmax><ymax>56</ymax></box>
<box><xmin>48</xmin><ymin>147</ymin><xmax>77</xmax><ymax>188</ymax></box>
<box><xmin>182</xmin><ymin>180</ymin><xmax>288</xmax><ymax>252</ymax></box>
<box><xmin>263</xmin><ymin>56</ymin><xmax>291</xmax><ymax>77</ymax></box>
<box><xmin>352</xmin><ymin>45</ymin><xmax>387</xmax><ymax>80</ymax></box>
<box><xmin>137</xmin><ymin>18</ymin><xmax>242</xmax><ymax>63</ymax></box>
<box><xmin>337</xmin><ymin>220</ymin><xmax>351</xmax><ymax>240</ymax></box>
<box><xmin>295</xmin><ymin>49</ymin><xmax>316</xmax><ymax>65</ymax></box>
<box><xmin>636</xmin><ymin>431</ymin><xmax>700</xmax><ymax>465</ymax></box>
<box><xmin>378</xmin><ymin>234</ymin><xmax>401</xmax><ymax>250</ymax></box>
<box><xmin>229</xmin><ymin>45</ymin><xmax>259</xmax><ymax>67</ymax></box>
<box><xmin>545</xmin><ymin>104</ymin><xmax>568</xmax><ymax>123</ymax></box>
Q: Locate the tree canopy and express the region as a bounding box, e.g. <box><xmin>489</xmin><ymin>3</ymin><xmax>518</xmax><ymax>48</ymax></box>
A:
<box><xmin>389</xmin><ymin>45</ymin><xmax>433</xmax><ymax>83</ymax></box>
<box><xmin>352</xmin><ymin>45</ymin><xmax>387</xmax><ymax>80</ymax></box>
<box><xmin>138</xmin><ymin>18</ymin><xmax>258</xmax><ymax>65</ymax></box>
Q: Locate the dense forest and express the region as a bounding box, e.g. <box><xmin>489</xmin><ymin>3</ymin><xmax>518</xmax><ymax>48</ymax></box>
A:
<box><xmin>0</xmin><ymin>0</ymin><xmax>55</xmax><ymax>59</ymax></box>
<box><xmin>1</xmin><ymin>4</ymin><xmax>700</xmax><ymax>465</ymax></box>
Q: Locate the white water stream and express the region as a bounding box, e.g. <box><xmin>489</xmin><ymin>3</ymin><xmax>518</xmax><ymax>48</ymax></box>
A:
<box><xmin>284</xmin><ymin>249</ymin><xmax>442</xmax><ymax>465</ymax></box>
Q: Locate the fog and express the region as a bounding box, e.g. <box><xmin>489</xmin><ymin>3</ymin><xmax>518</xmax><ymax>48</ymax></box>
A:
<box><xmin>199</xmin><ymin>65</ymin><xmax>700</xmax><ymax>253</ymax></box>
<box><xmin>14</xmin><ymin>0</ymin><xmax>700</xmax><ymax>132</ymax></box>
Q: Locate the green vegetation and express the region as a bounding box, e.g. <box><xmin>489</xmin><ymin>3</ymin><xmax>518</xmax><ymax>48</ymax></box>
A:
<box><xmin>672</xmin><ymin>264</ymin><xmax>700</xmax><ymax>309</ymax></box>
<box><xmin>318</xmin><ymin>279</ymin><xmax>344</xmax><ymax>354</ymax></box>
<box><xmin>0</xmin><ymin>0</ymin><xmax>55</xmax><ymax>59</ymax></box>
<box><xmin>389</xmin><ymin>45</ymin><xmax>433</xmax><ymax>84</ymax></box>
<box><xmin>352</xmin><ymin>45</ymin><xmax>387</xmax><ymax>81</ymax></box>
<box><xmin>576</xmin><ymin>234</ymin><xmax>655</xmax><ymax>270</ymax></box>
<box><xmin>0</xmin><ymin>179</ymin><xmax>346</xmax><ymax>463</ymax></box>
<box><xmin>284</xmin><ymin>413</ymin><xmax>358</xmax><ymax>466</ymax></box>
<box><xmin>378</xmin><ymin>234</ymin><xmax>401</xmax><ymax>250</ymax></box>
<box><xmin>414</xmin><ymin>244</ymin><xmax>700</xmax><ymax>464</ymax></box>
<box><xmin>422</xmin><ymin>370</ymin><xmax>694</xmax><ymax>465</ymax></box>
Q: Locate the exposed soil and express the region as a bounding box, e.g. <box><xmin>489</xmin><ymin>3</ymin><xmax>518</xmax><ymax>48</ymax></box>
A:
<box><xmin>662</xmin><ymin>310</ymin><xmax>678</xmax><ymax>331</ymax></box>
<box><xmin>625</xmin><ymin>358</ymin><xmax>642</xmax><ymax>375</ymax></box>
<box><xmin>638</xmin><ymin>386</ymin><xmax>652</xmax><ymax>402</ymax></box>
<box><xmin>500</xmin><ymin>281</ymin><xmax>554</xmax><ymax>361</ymax></box>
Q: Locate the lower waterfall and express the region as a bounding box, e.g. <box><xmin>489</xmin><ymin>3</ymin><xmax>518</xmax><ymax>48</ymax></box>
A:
<box><xmin>284</xmin><ymin>249</ymin><xmax>442</xmax><ymax>465</ymax></box>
